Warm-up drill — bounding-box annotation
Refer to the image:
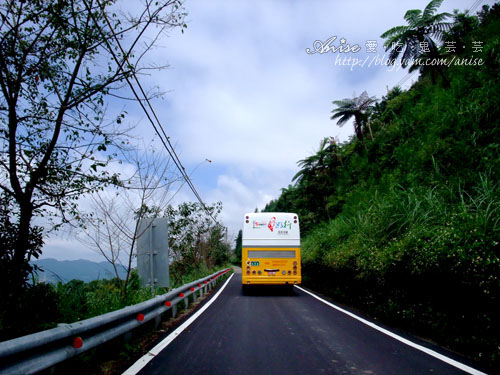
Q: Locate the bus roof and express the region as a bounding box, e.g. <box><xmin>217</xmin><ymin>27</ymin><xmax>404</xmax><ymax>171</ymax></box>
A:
<box><xmin>242</xmin><ymin>212</ymin><xmax>300</xmax><ymax>247</ymax></box>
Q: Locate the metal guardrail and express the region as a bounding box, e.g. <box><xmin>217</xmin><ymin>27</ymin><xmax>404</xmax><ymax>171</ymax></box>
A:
<box><xmin>0</xmin><ymin>267</ymin><xmax>232</xmax><ymax>375</ymax></box>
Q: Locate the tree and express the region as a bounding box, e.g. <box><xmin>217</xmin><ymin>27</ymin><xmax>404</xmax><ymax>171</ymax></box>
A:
<box><xmin>0</xmin><ymin>0</ymin><xmax>186</xmax><ymax>291</ymax></box>
<box><xmin>79</xmin><ymin>145</ymin><xmax>178</xmax><ymax>299</ymax></box>
<box><xmin>293</xmin><ymin>137</ymin><xmax>338</xmax><ymax>184</ymax></box>
<box><xmin>208</xmin><ymin>225</ymin><xmax>230</xmax><ymax>266</ymax></box>
<box><xmin>234</xmin><ymin>229</ymin><xmax>242</xmax><ymax>262</ymax></box>
<box><xmin>380</xmin><ymin>0</ymin><xmax>452</xmax><ymax>84</ymax></box>
<box><xmin>372</xmin><ymin>86</ymin><xmax>404</xmax><ymax>124</ymax></box>
<box><xmin>443</xmin><ymin>10</ymin><xmax>480</xmax><ymax>54</ymax></box>
<box><xmin>331</xmin><ymin>91</ymin><xmax>377</xmax><ymax>143</ymax></box>
<box><xmin>165</xmin><ymin>201</ymin><xmax>228</xmax><ymax>283</ymax></box>
<box><xmin>0</xmin><ymin>193</ymin><xmax>43</xmax><ymax>304</ymax></box>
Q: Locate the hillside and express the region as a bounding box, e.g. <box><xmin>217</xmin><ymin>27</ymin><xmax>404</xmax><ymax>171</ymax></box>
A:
<box><xmin>264</xmin><ymin>4</ymin><xmax>500</xmax><ymax>370</ymax></box>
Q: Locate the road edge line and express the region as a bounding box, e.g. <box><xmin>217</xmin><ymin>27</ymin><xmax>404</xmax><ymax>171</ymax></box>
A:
<box><xmin>122</xmin><ymin>273</ymin><xmax>234</xmax><ymax>375</ymax></box>
<box><xmin>294</xmin><ymin>285</ymin><xmax>487</xmax><ymax>375</ymax></box>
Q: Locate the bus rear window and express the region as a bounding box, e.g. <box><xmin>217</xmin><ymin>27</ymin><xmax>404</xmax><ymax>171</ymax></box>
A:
<box><xmin>247</xmin><ymin>250</ymin><xmax>296</xmax><ymax>258</ymax></box>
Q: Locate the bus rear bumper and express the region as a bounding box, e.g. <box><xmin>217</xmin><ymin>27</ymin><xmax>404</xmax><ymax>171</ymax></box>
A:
<box><xmin>242</xmin><ymin>276</ymin><xmax>301</xmax><ymax>285</ymax></box>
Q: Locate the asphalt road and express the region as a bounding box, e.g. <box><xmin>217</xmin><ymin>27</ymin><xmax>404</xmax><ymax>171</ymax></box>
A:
<box><xmin>133</xmin><ymin>270</ymin><xmax>483</xmax><ymax>375</ymax></box>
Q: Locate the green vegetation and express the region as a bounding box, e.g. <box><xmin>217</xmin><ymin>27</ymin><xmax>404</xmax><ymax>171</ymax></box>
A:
<box><xmin>54</xmin><ymin>264</ymin><xmax>227</xmax><ymax>325</ymax></box>
<box><xmin>0</xmin><ymin>264</ymin><xmax>228</xmax><ymax>342</ymax></box>
<box><xmin>0</xmin><ymin>200</ymin><xmax>230</xmax><ymax>341</ymax></box>
<box><xmin>233</xmin><ymin>229</ymin><xmax>243</xmax><ymax>264</ymax></box>
<box><xmin>264</xmin><ymin>3</ymin><xmax>500</xmax><ymax>369</ymax></box>
<box><xmin>0</xmin><ymin>264</ymin><xmax>230</xmax><ymax>375</ymax></box>
<box><xmin>165</xmin><ymin>201</ymin><xmax>231</xmax><ymax>285</ymax></box>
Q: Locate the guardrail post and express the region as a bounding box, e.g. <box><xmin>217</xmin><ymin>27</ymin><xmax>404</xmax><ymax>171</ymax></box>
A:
<box><xmin>183</xmin><ymin>297</ymin><xmax>188</xmax><ymax>310</ymax></box>
<box><xmin>193</xmin><ymin>292</ymin><xmax>197</xmax><ymax>303</ymax></box>
<box><xmin>124</xmin><ymin>331</ymin><xmax>132</xmax><ymax>344</ymax></box>
<box><xmin>172</xmin><ymin>304</ymin><xmax>178</xmax><ymax>318</ymax></box>
<box><xmin>154</xmin><ymin>315</ymin><xmax>161</xmax><ymax>329</ymax></box>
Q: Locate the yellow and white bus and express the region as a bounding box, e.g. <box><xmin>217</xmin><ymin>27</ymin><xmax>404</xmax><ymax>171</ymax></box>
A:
<box><xmin>242</xmin><ymin>212</ymin><xmax>301</xmax><ymax>286</ymax></box>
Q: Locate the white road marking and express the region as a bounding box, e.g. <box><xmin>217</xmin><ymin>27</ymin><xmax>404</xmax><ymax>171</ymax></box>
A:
<box><xmin>122</xmin><ymin>274</ymin><xmax>234</xmax><ymax>375</ymax></box>
<box><xmin>295</xmin><ymin>285</ymin><xmax>487</xmax><ymax>375</ymax></box>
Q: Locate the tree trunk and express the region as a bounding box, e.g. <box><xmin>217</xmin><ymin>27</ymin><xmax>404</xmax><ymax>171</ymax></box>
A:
<box><xmin>12</xmin><ymin>199</ymin><xmax>34</xmax><ymax>289</ymax></box>
<box><xmin>366</xmin><ymin>119</ymin><xmax>374</xmax><ymax>141</ymax></box>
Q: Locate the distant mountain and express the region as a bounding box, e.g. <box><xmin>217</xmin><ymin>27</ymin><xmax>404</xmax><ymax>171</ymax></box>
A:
<box><xmin>32</xmin><ymin>258</ymin><xmax>128</xmax><ymax>284</ymax></box>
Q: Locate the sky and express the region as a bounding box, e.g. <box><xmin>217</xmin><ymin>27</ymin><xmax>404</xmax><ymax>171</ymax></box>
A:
<box><xmin>41</xmin><ymin>0</ymin><xmax>495</xmax><ymax>262</ymax></box>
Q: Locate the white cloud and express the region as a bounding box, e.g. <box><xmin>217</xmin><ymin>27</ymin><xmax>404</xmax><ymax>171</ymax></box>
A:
<box><xmin>206</xmin><ymin>174</ymin><xmax>275</xmax><ymax>239</ymax></box>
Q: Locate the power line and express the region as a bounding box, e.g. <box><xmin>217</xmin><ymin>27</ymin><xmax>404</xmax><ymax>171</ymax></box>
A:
<box><xmin>395</xmin><ymin>71</ymin><xmax>418</xmax><ymax>89</ymax></box>
<box><xmin>93</xmin><ymin>1</ymin><xmax>219</xmax><ymax>225</ymax></box>
<box><xmin>469</xmin><ymin>0</ymin><xmax>483</xmax><ymax>12</ymax></box>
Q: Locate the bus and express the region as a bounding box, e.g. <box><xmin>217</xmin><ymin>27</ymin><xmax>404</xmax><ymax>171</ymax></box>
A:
<box><xmin>242</xmin><ymin>212</ymin><xmax>301</xmax><ymax>286</ymax></box>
